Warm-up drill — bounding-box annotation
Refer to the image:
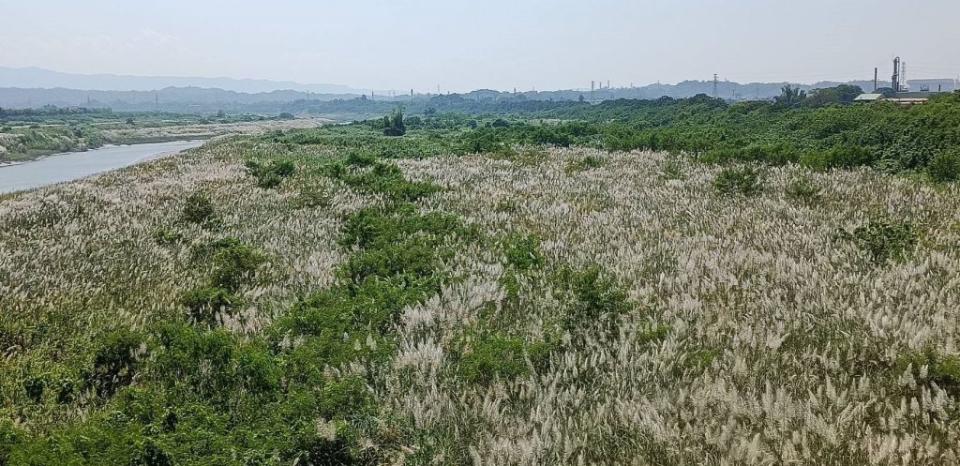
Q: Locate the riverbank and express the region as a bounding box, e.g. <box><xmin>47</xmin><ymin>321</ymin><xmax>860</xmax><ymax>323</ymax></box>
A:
<box><xmin>0</xmin><ymin>115</ymin><xmax>331</xmax><ymax>164</ymax></box>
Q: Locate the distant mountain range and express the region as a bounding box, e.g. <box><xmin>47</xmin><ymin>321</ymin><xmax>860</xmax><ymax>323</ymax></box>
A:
<box><xmin>5</xmin><ymin>66</ymin><xmax>951</xmax><ymax>116</ymax></box>
<box><xmin>0</xmin><ymin>66</ymin><xmax>366</xmax><ymax>95</ymax></box>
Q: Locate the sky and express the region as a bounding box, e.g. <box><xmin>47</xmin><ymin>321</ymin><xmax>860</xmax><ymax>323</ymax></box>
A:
<box><xmin>2</xmin><ymin>0</ymin><xmax>959</xmax><ymax>92</ymax></box>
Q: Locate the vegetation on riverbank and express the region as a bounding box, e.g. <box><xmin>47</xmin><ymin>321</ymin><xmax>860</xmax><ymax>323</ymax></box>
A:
<box><xmin>2</xmin><ymin>98</ymin><xmax>960</xmax><ymax>464</ymax></box>
<box><xmin>0</xmin><ymin>110</ymin><xmax>311</xmax><ymax>163</ymax></box>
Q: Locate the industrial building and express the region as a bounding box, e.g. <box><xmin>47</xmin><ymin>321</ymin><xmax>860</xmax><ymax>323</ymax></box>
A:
<box><xmin>854</xmin><ymin>56</ymin><xmax>957</xmax><ymax>105</ymax></box>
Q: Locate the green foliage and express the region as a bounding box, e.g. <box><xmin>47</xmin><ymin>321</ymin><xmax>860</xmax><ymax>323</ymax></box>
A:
<box><xmin>557</xmin><ymin>266</ymin><xmax>632</xmax><ymax>335</ymax></box>
<box><xmin>785</xmin><ymin>176</ymin><xmax>822</xmax><ymax>203</ymax></box>
<box><xmin>566</xmin><ymin>155</ymin><xmax>604</xmax><ymax>173</ymax></box>
<box><xmin>457</xmin><ymin>334</ymin><xmax>553</xmax><ymax>385</ymax></box>
<box><xmin>209</xmin><ymin>243</ymin><xmax>265</xmax><ymax>291</ymax></box>
<box><xmin>805</xmin><ymin>84</ymin><xmax>863</xmax><ymax>107</ymax></box>
<box><xmin>246</xmin><ymin>159</ymin><xmax>297</xmax><ymax>189</ymax></box>
<box><xmin>295</xmin><ymin>185</ymin><xmax>332</xmax><ymax>209</ymax></box>
<box><xmin>660</xmin><ymin>157</ymin><xmax>684</xmax><ymax>180</ymax></box>
<box><xmin>182</xmin><ymin>192</ymin><xmax>215</xmax><ymax>224</ymax></box>
<box><xmin>460</xmin><ymin>127</ymin><xmax>509</xmax><ymax>154</ymax></box>
<box><xmin>345</xmin><ymin>149</ymin><xmax>377</xmax><ymax>167</ymax></box>
<box><xmin>84</xmin><ymin>329</ymin><xmax>144</xmax><ymax>398</ymax></box>
<box><xmin>775</xmin><ymin>85</ymin><xmax>807</xmax><ymax>108</ymax></box>
<box><xmin>503</xmin><ymin>234</ymin><xmax>544</xmax><ymax>271</ymax></box>
<box><xmin>151</xmin><ymin>227</ymin><xmax>183</xmax><ymax>245</ymax></box>
<box><xmin>714</xmin><ymin>166</ymin><xmax>763</xmax><ymax>196</ymax></box>
<box><xmin>802</xmin><ymin>146</ymin><xmax>874</xmax><ymax>170</ymax></box>
<box><xmin>383</xmin><ymin>108</ymin><xmax>407</xmax><ymax>137</ymax></box>
<box><xmin>838</xmin><ymin>219</ymin><xmax>918</xmax><ymax>264</ymax></box>
<box><xmin>0</xmin><ymin>420</ymin><xmax>21</xmax><ymax>465</ymax></box>
<box><xmin>328</xmin><ymin>161</ymin><xmax>440</xmax><ymax>202</ymax></box>
<box><xmin>928</xmin><ymin>149</ymin><xmax>960</xmax><ymax>182</ymax></box>
<box><xmin>180</xmin><ymin>286</ymin><xmax>240</xmax><ymax>326</ymax></box>
<box><xmin>897</xmin><ymin>349</ymin><xmax>960</xmax><ymax>394</ymax></box>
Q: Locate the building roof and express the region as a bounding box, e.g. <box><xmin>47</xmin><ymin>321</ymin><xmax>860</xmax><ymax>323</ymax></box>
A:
<box><xmin>854</xmin><ymin>93</ymin><xmax>883</xmax><ymax>102</ymax></box>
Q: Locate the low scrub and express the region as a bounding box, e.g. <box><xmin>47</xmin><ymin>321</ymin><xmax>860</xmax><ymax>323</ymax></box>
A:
<box><xmin>245</xmin><ymin>159</ymin><xmax>296</xmax><ymax>189</ymax></box>
<box><xmin>838</xmin><ymin>219</ymin><xmax>917</xmax><ymax>264</ymax></box>
<box><xmin>182</xmin><ymin>192</ymin><xmax>215</xmax><ymax>225</ymax></box>
<box><xmin>928</xmin><ymin>150</ymin><xmax>960</xmax><ymax>182</ymax></box>
<box><xmin>714</xmin><ymin>166</ymin><xmax>763</xmax><ymax>196</ymax></box>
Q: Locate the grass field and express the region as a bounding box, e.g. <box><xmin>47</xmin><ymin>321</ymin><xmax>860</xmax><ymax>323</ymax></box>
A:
<box><xmin>2</xmin><ymin>121</ymin><xmax>960</xmax><ymax>465</ymax></box>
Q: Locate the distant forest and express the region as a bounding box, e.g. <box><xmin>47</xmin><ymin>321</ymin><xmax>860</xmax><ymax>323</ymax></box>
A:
<box><xmin>0</xmin><ymin>79</ymin><xmax>891</xmax><ymax>117</ymax></box>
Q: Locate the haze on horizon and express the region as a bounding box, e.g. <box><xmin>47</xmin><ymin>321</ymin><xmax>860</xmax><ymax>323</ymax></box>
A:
<box><xmin>2</xmin><ymin>0</ymin><xmax>959</xmax><ymax>93</ymax></box>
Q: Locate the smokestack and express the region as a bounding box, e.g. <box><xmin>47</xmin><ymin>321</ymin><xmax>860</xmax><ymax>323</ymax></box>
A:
<box><xmin>892</xmin><ymin>57</ymin><xmax>901</xmax><ymax>93</ymax></box>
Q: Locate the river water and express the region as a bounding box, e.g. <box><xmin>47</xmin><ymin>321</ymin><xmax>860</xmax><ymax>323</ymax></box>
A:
<box><xmin>0</xmin><ymin>140</ymin><xmax>204</xmax><ymax>194</ymax></box>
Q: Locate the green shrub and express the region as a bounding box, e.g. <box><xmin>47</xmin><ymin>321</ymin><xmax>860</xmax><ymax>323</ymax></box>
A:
<box><xmin>838</xmin><ymin>219</ymin><xmax>917</xmax><ymax>264</ymax></box>
<box><xmin>85</xmin><ymin>329</ymin><xmax>143</xmax><ymax>398</ymax></box>
<box><xmin>182</xmin><ymin>192</ymin><xmax>215</xmax><ymax>224</ymax></box>
<box><xmin>503</xmin><ymin>234</ymin><xmax>544</xmax><ymax>271</ymax></box>
<box><xmin>334</xmin><ymin>162</ymin><xmax>440</xmax><ymax>202</ymax></box>
<box><xmin>130</xmin><ymin>440</ymin><xmax>173</xmax><ymax>466</ymax></box>
<box><xmin>191</xmin><ymin>237</ymin><xmax>243</xmax><ymax>261</ymax></box>
<box><xmin>152</xmin><ymin>227</ymin><xmax>183</xmax><ymax>245</ymax></box>
<box><xmin>714</xmin><ymin>166</ymin><xmax>762</xmax><ymax>196</ymax></box>
<box><xmin>246</xmin><ymin>159</ymin><xmax>297</xmax><ymax>189</ymax></box>
<box><xmin>460</xmin><ymin>128</ymin><xmax>506</xmax><ymax>154</ymax></box>
<box><xmin>802</xmin><ymin>146</ymin><xmax>874</xmax><ymax>170</ymax></box>
<box><xmin>318</xmin><ymin>376</ymin><xmax>374</xmax><ymax>420</ymax></box>
<box><xmin>295</xmin><ymin>186</ymin><xmax>332</xmax><ymax>209</ymax></box>
<box><xmin>559</xmin><ymin>266</ymin><xmax>631</xmax><ymax>335</ymax></box>
<box><xmin>290</xmin><ymin>434</ymin><xmax>358</xmax><ymax>466</ymax></box>
<box><xmin>180</xmin><ymin>287</ymin><xmax>239</xmax><ymax>326</ymax></box>
<box><xmin>345</xmin><ymin>150</ymin><xmax>377</xmax><ymax>167</ymax></box>
<box><xmin>897</xmin><ymin>349</ymin><xmax>960</xmax><ymax>394</ymax></box>
<box><xmin>928</xmin><ymin>150</ymin><xmax>960</xmax><ymax>182</ymax></box>
<box><xmin>566</xmin><ymin>155</ymin><xmax>604</xmax><ymax>173</ymax></box>
<box><xmin>0</xmin><ymin>420</ymin><xmax>22</xmax><ymax>465</ymax></box>
<box><xmin>785</xmin><ymin>176</ymin><xmax>822</xmax><ymax>203</ymax></box>
<box><xmin>660</xmin><ymin>158</ymin><xmax>684</xmax><ymax>180</ymax></box>
<box><xmin>382</xmin><ymin>109</ymin><xmax>406</xmax><ymax>137</ymax></box>
<box><xmin>23</xmin><ymin>376</ymin><xmax>45</xmax><ymax>403</ymax></box>
<box><xmin>209</xmin><ymin>243</ymin><xmax>265</xmax><ymax>291</ymax></box>
<box><xmin>457</xmin><ymin>334</ymin><xmax>552</xmax><ymax>384</ymax></box>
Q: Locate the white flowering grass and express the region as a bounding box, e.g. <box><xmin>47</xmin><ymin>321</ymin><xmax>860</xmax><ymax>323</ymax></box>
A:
<box><xmin>4</xmin><ymin>140</ymin><xmax>960</xmax><ymax>465</ymax></box>
<box><xmin>387</xmin><ymin>148</ymin><xmax>960</xmax><ymax>465</ymax></box>
<box><xmin>0</xmin><ymin>139</ymin><xmax>366</xmax><ymax>425</ymax></box>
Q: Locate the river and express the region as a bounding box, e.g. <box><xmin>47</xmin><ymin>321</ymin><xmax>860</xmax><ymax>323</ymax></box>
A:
<box><xmin>0</xmin><ymin>140</ymin><xmax>204</xmax><ymax>194</ymax></box>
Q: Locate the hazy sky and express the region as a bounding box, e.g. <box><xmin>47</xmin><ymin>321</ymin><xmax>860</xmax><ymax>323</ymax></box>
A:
<box><xmin>2</xmin><ymin>0</ymin><xmax>959</xmax><ymax>92</ymax></box>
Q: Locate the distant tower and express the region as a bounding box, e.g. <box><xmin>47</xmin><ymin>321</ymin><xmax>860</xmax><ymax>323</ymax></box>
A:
<box><xmin>901</xmin><ymin>61</ymin><xmax>907</xmax><ymax>91</ymax></box>
<box><xmin>713</xmin><ymin>74</ymin><xmax>719</xmax><ymax>98</ymax></box>
<box><xmin>892</xmin><ymin>57</ymin><xmax>901</xmax><ymax>93</ymax></box>
<box><xmin>874</xmin><ymin>67</ymin><xmax>878</xmax><ymax>92</ymax></box>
